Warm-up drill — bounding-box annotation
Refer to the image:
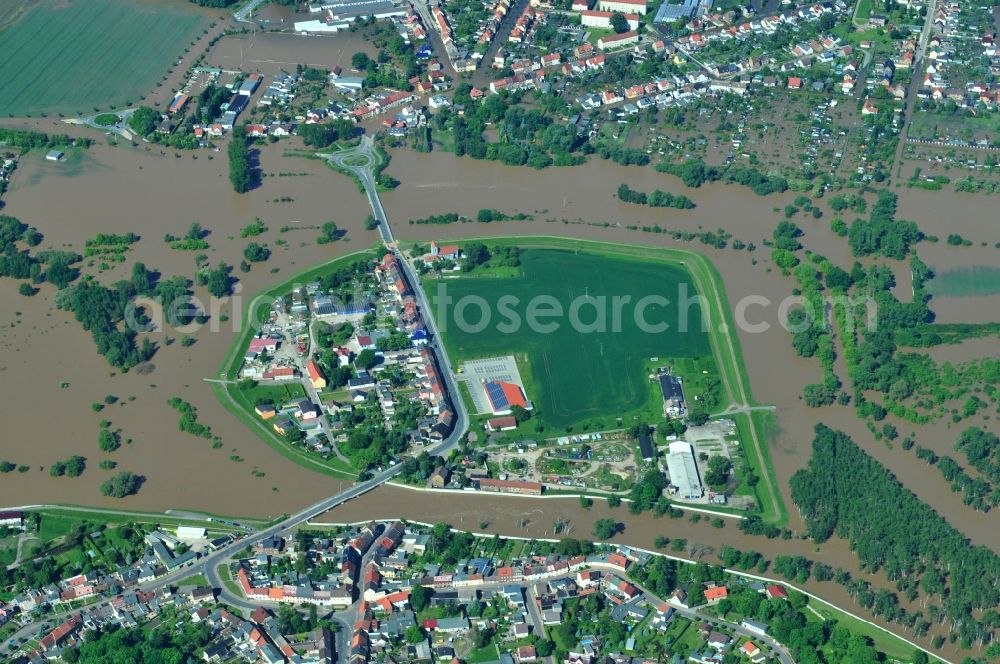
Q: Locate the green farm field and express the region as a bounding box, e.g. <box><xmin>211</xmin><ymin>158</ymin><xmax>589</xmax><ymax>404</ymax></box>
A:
<box><xmin>928</xmin><ymin>265</ymin><xmax>1000</xmax><ymax>297</ymax></box>
<box><xmin>432</xmin><ymin>249</ymin><xmax>714</xmax><ymax>429</ymax></box>
<box><xmin>0</xmin><ymin>0</ymin><xmax>207</xmax><ymax>117</ymax></box>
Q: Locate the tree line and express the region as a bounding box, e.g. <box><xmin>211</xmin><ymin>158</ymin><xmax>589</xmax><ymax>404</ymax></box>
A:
<box><xmin>791</xmin><ymin>423</ymin><xmax>1000</xmax><ymax>649</ymax></box>
<box><xmin>656</xmin><ymin>158</ymin><xmax>788</xmax><ymax>195</ymax></box>
<box><xmin>617</xmin><ymin>183</ymin><xmax>695</xmax><ymax>209</ymax></box>
<box><xmin>228</xmin><ymin>125</ymin><xmax>253</xmax><ymax>193</ymax></box>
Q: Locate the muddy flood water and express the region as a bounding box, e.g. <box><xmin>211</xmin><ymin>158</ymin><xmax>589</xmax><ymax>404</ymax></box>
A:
<box><xmin>0</xmin><ymin>141</ymin><xmax>378</xmax><ymax>517</ymax></box>
<box><xmin>0</xmin><ymin>129</ymin><xmax>996</xmax><ymax>651</ymax></box>
<box><xmin>0</xmin><ymin>141</ymin><xmax>996</xmax><ymax>531</ymax></box>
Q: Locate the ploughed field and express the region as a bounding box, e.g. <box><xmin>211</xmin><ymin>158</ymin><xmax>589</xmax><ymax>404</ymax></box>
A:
<box><xmin>0</xmin><ymin>0</ymin><xmax>206</xmax><ymax>116</ymax></box>
<box><xmin>432</xmin><ymin>249</ymin><xmax>712</xmax><ymax>428</ymax></box>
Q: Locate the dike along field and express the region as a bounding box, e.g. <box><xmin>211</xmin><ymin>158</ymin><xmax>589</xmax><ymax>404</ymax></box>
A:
<box><xmin>0</xmin><ymin>0</ymin><xmax>207</xmax><ymax>117</ymax></box>
<box><xmin>433</xmin><ymin>248</ymin><xmax>714</xmax><ymax>429</ymax></box>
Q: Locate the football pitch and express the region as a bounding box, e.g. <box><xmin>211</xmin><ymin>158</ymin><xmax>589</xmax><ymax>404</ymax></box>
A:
<box><xmin>0</xmin><ymin>0</ymin><xmax>207</xmax><ymax>117</ymax></box>
<box><xmin>432</xmin><ymin>249</ymin><xmax>713</xmax><ymax>429</ymax></box>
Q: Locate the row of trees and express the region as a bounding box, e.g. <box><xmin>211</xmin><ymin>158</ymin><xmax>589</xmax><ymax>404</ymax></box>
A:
<box><xmin>228</xmin><ymin>125</ymin><xmax>253</xmax><ymax>193</ymax></box>
<box><xmin>655</xmin><ymin>158</ymin><xmax>788</xmax><ymax>195</ymax></box>
<box><xmin>616</xmin><ymin>183</ymin><xmax>695</xmax><ymax>209</ymax></box>
<box><xmin>791</xmin><ymin>424</ymin><xmax>1000</xmax><ymax>647</ymax></box>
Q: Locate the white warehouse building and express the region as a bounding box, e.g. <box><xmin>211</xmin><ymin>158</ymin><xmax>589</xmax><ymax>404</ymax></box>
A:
<box><xmin>665</xmin><ymin>441</ymin><xmax>703</xmax><ymax>500</ymax></box>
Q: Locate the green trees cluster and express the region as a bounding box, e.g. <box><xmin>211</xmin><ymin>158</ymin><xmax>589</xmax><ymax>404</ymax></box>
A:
<box><xmin>167</xmin><ymin>222</ymin><xmax>210</xmax><ymax>250</ymax></box>
<box><xmin>791</xmin><ymin>424</ymin><xmax>1000</xmax><ymax>645</ymax></box>
<box><xmin>655</xmin><ymin>158</ymin><xmax>787</xmax><ymax>195</ymax></box>
<box><xmin>446</xmin><ymin>94</ymin><xmax>586</xmax><ymax>169</ymax></box>
<box><xmin>847</xmin><ymin>191</ymin><xmax>922</xmax><ymax>259</ymax></box>
<box><xmin>243</xmin><ymin>242</ymin><xmax>270</xmax><ymax>263</ymax></box>
<box><xmin>50</xmin><ymin>456</ymin><xmax>86</xmax><ymax>478</ymax></box>
<box><xmin>55</xmin><ymin>279</ymin><xmax>156</xmax><ymax>370</ymax></box>
<box><xmin>101</xmin><ymin>471</ymin><xmax>142</xmax><ymax>498</ymax></box>
<box><xmin>955</xmin><ymin>427</ymin><xmax>1000</xmax><ymax>486</ymax></box>
<box><xmin>99</xmin><ymin>424</ymin><xmax>121</xmax><ymax>452</ymax></box>
<box><xmin>592</xmin><ymin>518</ymin><xmax>620</xmax><ymax>539</ymax></box>
<box><xmin>298</xmin><ymin>119</ymin><xmax>355</xmax><ymax>148</ymax></box>
<box><xmin>68</xmin><ymin>617</ymin><xmax>210</xmax><ymax>662</ymax></box>
<box><xmin>0</xmin><ymin>128</ymin><xmax>89</xmax><ymax>151</ymax></box>
<box><xmin>719</xmin><ymin>545</ymin><xmax>764</xmax><ymax>571</ymax></box>
<box><xmin>126</xmin><ymin>107</ymin><xmax>160</xmax><ymax>136</ymax></box>
<box><xmin>316</xmin><ymin>221</ymin><xmax>340</xmax><ymax>244</ymax></box>
<box><xmin>703</xmin><ymin>455</ymin><xmax>731</xmax><ymax>488</ymax></box>
<box><xmin>196</xmin><ymin>262</ymin><xmax>233</xmax><ymax>297</ymax></box>
<box><xmin>228</xmin><ymin>125</ymin><xmax>253</xmax><ymax>193</ymax></box>
<box><xmin>461</xmin><ymin>243</ymin><xmax>520</xmax><ymax>272</ymax></box>
<box><xmin>240</xmin><ymin>218</ymin><xmax>267</xmax><ymax>238</ymax></box>
<box><xmin>197</xmin><ymin>85</ymin><xmax>230</xmax><ymax>123</ymax></box>
<box><xmin>616</xmin><ymin>183</ymin><xmax>695</xmax><ymax>209</ymax></box>
<box><xmin>167</xmin><ymin>398</ymin><xmax>214</xmax><ymax>440</ymax></box>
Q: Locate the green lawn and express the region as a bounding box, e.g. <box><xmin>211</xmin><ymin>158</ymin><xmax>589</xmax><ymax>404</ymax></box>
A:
<box><xmin>812</xmin><ymin>602</ymin><xmax>921</xmax><ymax>662</ymax></box>
<box><xmin>0</xmin><ymin>536</ymin><xmax>17</xmax><ymax>567</ymax></box>
<box><xmin>0</xmin><ymin>0</ymin><xmax>207</xmax><ymax>116</ymax></box>
<box><xmin>432</xmin><ymin>249</ymin><xmax>713</xmax><ymax>431</ymax></box>
<box><xmin>175</xmin><ymin>573</ymin><xmax>209</xmax><ymax>587</ymax></box>
<box><xmin>855</xmin><ymin>0</ymin><xmax>873</xmax><ymax>21</ymax></box>
<box><xmin>928</xmin><ymin>266</ymin><xmax>1000</xmax><ymax>297</ymax></box>
<box><xmin>241</xmin><ymin>383</ymin><xmax>307</xmax><ymax>410</ymax></box>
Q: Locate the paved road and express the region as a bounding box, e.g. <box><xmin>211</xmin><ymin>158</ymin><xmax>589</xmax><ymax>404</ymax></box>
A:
<box><xmin>324</xmin><ymin>140</ymin><xmax>470</xmax><ymax>452</ymax></box>
<box><xmin>622</xmin><ymin>574</ymin><xmax>795</xmax><ymax>664</ymax></box>
<box><xmin>234</xmin><ymin>0</ymin><xmax>268</xmax><ymax>23</ymax></box>
<box><xmin>891</xmin><ymin>0</ymin><xmax>939</xmax><ymax>171</ymax></box>
<box><xmin>63</xmin><ymin>109</ymin><xmax>137</xmax><ymax>140</ymax></box>
<box><xmin>410</xmin><ymin>0</ymin><xmax>460</xmax><ymax>78</ymax></box>
<box><xmin>469</xmin><ymin>0</ymin><xmax>533</xmax><ymax>87</ymax></box>
<box><xmin>2</xmin><ymin>139</ymin><xmax>471</xmax><ymax>662</ymax></box>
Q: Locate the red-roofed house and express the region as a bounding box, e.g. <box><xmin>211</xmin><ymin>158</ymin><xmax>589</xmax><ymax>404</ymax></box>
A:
<box><xmin>607</xmin><ymin>553</ymin><xmax>628</xmax><ymax>571</ymax></box>
<box><xmin>39</xmin><ymin>615</ymin><xmax>81</xmax><ymax>651</ymax></box>
<box><xmin>597</xmin><ymin>30</ymin><xmax>639</xmax><ymax>50</ymax></box>
<box><xmin>704</xmin><ymin>586</ymin><xmax>728</xmax><ymax>604</ymax></box>
<box><xmin>486</xmin><ymin>416</ymin><xmax>518</xmax><ymax>432</ymax></box>
<box><xmin>765</xmin><ymin>584</ymin><xmax>788</xmax><ymax>600</ymax></box>
<box><xmin>483</xmin><ymin>380</ymin><xmax>529</xmax><ymax>415</ymax></box>
<box><xmin>306</xmin><ymin>360</ymin><xmax>326</xmax><ymax>389</ymax></box>
<box><xmin>263</xmin><ymin>366</ymin><xmax>297</xmax><ymax>381</ymax></box>
<box><xmin>741</xmin><ymin>641</ymin><xmax>766</xmax><ymax>662</ymax></box>
<box><xmin>618</xmin><ymin>580</ymin><xmax>640</xmax><ymax>600</ymax></box>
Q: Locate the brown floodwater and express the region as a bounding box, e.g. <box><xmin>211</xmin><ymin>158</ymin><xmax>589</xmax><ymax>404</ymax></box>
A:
<box><xmin>379</xmin><ymin>150</ymin><xmax>1000</xmax><ymax>548</ymax></box>
<box><xmin>0</xmin><ymin>138</ymin><xmax>995</xmax><ymax>631</ymax></box>
<box><xmin>205</xmin><ymin>30</ymin><xmax>378</xmax><ymax>78</ymax></box>
<box><xmin>0</xmin><ymin>141</ymin><xmax>376</xmax><ymax>517</ymax></box>
<box><xmin>321</xmin><ymin>485</ymin><xmax>968</xmax><ymax>661</ymax></box>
